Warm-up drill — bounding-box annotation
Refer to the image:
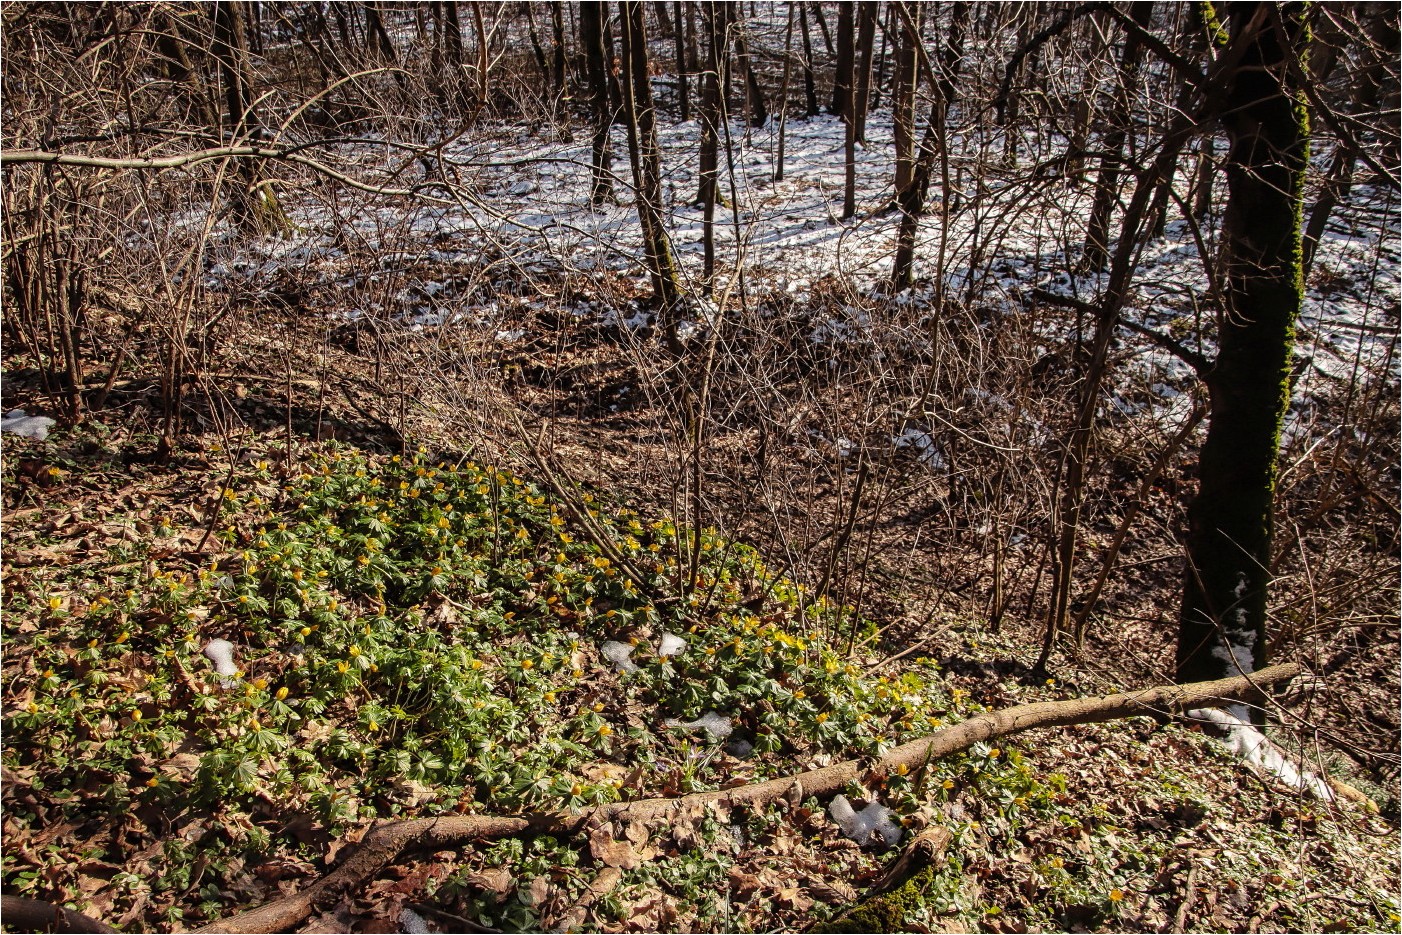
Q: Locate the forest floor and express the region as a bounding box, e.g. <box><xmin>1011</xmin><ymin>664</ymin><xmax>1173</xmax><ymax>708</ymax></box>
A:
<box><xmin>3</xmin><ymin>110</ymin><xmax>1400</xmax><ymax>933</ymax></box>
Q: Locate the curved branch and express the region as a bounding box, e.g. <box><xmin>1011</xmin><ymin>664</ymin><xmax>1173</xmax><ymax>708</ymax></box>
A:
<box><xmin>194</xmin><ymin>664</ymin><xmax>1301</xmax><ymax>935</ymax></box>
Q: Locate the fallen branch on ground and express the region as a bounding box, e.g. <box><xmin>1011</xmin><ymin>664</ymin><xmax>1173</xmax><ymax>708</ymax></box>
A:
<box><xmin>192</xmin><ymin>663</ymin><xmax>1299</xmax><ymax>934</ymax></box>
<box><xmin>0</xmin><ymin>895</ymin><xmax>116</xmax><ymax>934</ymax></box>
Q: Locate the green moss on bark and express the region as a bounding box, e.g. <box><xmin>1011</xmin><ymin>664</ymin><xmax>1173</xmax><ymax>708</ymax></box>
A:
<box><xmin>813</xmin><ymin>864</ymin><xmax>945</xmax><ymax>933</ymax></box>
<box><xmin>1177</xmin><ymin>3</ymin><xmax>1310</xmax><ymax>692</ymax></box>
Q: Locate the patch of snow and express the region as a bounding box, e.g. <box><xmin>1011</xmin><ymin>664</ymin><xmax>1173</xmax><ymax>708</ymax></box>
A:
<box><xmin>601</xmin><ymin>640</ymin><xmax>639</xmax><ymax>674</ymax></box>
<box><xmin>657</xmin><ymin>633</ymin><xmax>687</xmax><ymax>657</ymax></box>
<box><xmin>398</xmin><ymin>907</ymin><xmax>431</xmax><ymax>934</ymax></box>
<box><xmin>664</xmin><ymin>712</ymin><xmax>733</xmax><ymax>741</ymax></box>
<box><xmin>1186</xmin><ymin>708</ymin><xmax>1333</xmax><ymax>800</ymax></box>
<box><xmin>1</xmin><ymin>410</ymin><xmax>56</xmax><ymax>440</ymax></box>
<box><xmin>894</xmin><ymin>426</ymin><xmax>946</xmax><ymax>470</ymax></box>
<box><xmin>202</xmin><ymin>639</ymin><xmax>240</xmax><ymax>689</ymax></box>
<box><xmin>829</xmin><ymin>794</ymin><xmax>903</xmax><ymax>848</ymax></box>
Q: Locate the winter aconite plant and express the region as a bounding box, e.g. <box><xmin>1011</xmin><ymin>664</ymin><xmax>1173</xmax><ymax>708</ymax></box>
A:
<box><xmin>5</xmin><ymin>444</ymin><xmax>971</xmax><ymax>916</ymax></box>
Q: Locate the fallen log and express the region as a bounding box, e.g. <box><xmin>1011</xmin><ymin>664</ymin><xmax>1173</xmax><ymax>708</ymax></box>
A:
<box><xmin>195</xmin><ymin>663</ymin><xmax>1300</xmax><ymax>934</ymax></box>
<box><xmin>0</xmin><ymin>895</ymin><xmax>116</xmax><ymax>934</ymax></box>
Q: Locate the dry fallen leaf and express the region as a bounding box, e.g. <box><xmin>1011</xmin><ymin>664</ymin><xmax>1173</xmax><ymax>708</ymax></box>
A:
<box><xmin>589</xmin><ymin>825</ymin><xmax>642</xmax><ymax>870</ymax></box>
<box><xmin>523</xmin><ymin>874</ymin><xmax>552</xmax><ymax>908</ymax></box>
<box><xmin>465</xmin><ymin>866</ymin><xmax>515</xmax><ymax>903</ymax></box>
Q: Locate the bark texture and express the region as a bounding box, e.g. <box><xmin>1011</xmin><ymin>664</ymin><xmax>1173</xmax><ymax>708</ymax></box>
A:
<box><xmin>1177</xmin><ymin>4</ymin><xmax>1309</xmax><ymax>689</ymax></box>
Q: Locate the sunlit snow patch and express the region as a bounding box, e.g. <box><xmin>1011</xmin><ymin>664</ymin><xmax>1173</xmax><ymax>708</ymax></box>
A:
<box><xmin>657</xmin><ymin>633</ymin><xmax>687</xmax><ymax>657</ymax></box>
<box><xmin>398</xmin><ymin>907</ymin><xmax>431</xmax><ymax>933</ymax></box>
<box><xmin>601</xmin><ymin>640</ymin><xmax>639</xmax><ymax>674</ymax></box>
<box><xmin>664</xmin><ymin>712</ymin><xmax>733</xmax><ymax>741</ymax></box>
<box><xmin>202</xmin><ymin>639</ymin><xmax>240</xmax><ymax>689</ymax></box>
<box><xmin>1186</xmin><ymin>708</ymin><xmax>1333</xmax><ymax>800</ymax></box>
<box><xmin>829</xmin><ymin>793</ymin><xmax>903</xmax><ymax>848</ymax></box>
<box><xmin>1</xmin><ymin>410</ymin><xmax>56</xmax><ymax>440</ymax></box>
<box><xmin>894</xmin><ymin>426</ymin><xmax>946</xmax><ymax>470</ymax></box>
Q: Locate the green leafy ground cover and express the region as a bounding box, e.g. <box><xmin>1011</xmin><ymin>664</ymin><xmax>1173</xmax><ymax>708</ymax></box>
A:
<box><xmin>3</xmin><ymin>431</ymin><xmax>1397</xmax><ymax>933</ymax></box>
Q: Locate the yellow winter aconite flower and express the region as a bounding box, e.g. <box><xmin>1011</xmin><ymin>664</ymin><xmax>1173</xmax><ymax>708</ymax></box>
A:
<box><xmin>597</xmin><ymin>723</ymin><xmax>613</xmax><ymax>736</ymax></box>
<box><xmin>275</xmin><ymin>687</ymin><xmax>289</xmax><ymax>701</ymax></box>
<box><xmin>130</xmin><ymin>710</ymin><xmax>143</xmax><ymax>722</ymax></box>
<box><xmin>1109</xmin><ymin>889</ymin><xmax>1125</xmax><ymax>902</ymax></box>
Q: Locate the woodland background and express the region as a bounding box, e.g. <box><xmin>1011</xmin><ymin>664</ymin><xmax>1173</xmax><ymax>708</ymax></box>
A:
<box><xmin>1</xmin><ymin>2</ymin><xmax>1398</xmax><ymax>933</ymax></box>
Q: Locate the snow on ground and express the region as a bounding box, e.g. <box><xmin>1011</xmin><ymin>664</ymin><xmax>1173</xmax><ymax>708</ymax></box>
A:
<box><xmin>201</xmin><ymin>82</ymin><xmax>1398</xmax><ymax>439</ymax></box>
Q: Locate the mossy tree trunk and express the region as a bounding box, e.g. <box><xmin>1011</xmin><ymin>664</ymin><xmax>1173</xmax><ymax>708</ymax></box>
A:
<box><xmin>1177</xmin><ymin>3</ymin><xmax>1309</xmax><ymax>694</ymax></box>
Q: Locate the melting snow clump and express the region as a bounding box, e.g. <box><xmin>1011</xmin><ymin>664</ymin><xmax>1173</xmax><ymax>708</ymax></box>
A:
<box><xmin>893</xmin><ymin>426</ymin><xmax>946</xmax><ymax>470</ymax></box>
<box><xmin>398</xmin><ymin>907</ymin><xmax>431</xmax><ymax>934</ymax></box>
<box><xmin>829</xmin><ymin>794</ymin><xmax>903</xmax><ymax>848</ymax></box>
<box><xmin>1187</xmin><ymin>708</ymin><xmax>1333</xmax><ymax>800</ymax></box>
<box><xmin>665</xmin><ymin>712</ymin><xmax>733</xmax><ymax>741</ymax></box>
<box><xmin>202</xmin><ymin>639</ymin><xmax>240</xmax><ymax>688</ymax></box>
<box><xmin>1</xmin><ymin>410</ymin><xmax>56</xmax><ymax>440</ymax></box>
<box><xmin>601</xmin><ymin>640</ymin><xmax>639</xmax><ymax>674</ymax></box>
<box><xmin>657</xmin><ymin>633</ymin><xmax>687</xmax><ymax>657</ymax></box>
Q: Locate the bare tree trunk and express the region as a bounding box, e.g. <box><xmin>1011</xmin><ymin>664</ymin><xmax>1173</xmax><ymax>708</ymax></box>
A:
<box><xmin>831</xmin><ymin>3</ymin><xmax>853</xmax><ymax>117</ymax></box>
<box><xmin>580</xmin><ymin>1</ymin><xmax>616</xmax><ymax>205</ymax></box>
<box><xmin>619</xmin><ymin>0</ymin><xmax>685</xmax><ymax>345</ymax></box>
<box><xmin>798</xmin><ymin>1</ymin><xmax>819</xmax><ymax>117</ymax></box>
<box><xmin>892</xmin><ymin>3</ymin><xmax>919</xmax><ymax>195</ymax></box>
<box><xmin>1191</xmin><ymin>133</ymin><xmax>1214</xmax><ymax>222</ymax></box>
<box><xmin>652</xmin><ymin>0</ymin><xmax>673</xmax><ymax>38</ymax></box>
<box><xmin>211</xmin><ymin>0</ymin><xmax>290</xmax><ymax>236</ymax></box>
<box><xmin>852</xmin><ymin>1</ymin><xmax>877</xmax><ymax>143</ymax></box>
<box><xmin>890</xmin><ymin>2</ymin><xmax>965</xmax><ymax>291</ymax></box>
<box><xmin>443</xmin><ymin>1</ymin><xmax>463</xmax><ymax>63</ymax></box>
<box><xmin>810</xmin><ymin>1</ymin><xmax>834</xmax><ymax>57</ymax></box>
<box><xmin>1081</xmin><ymin>4</ymin><xmax>1154</xmax><ymax>274</ymax></box>
<box><xmin>673</xmin><ymin>1</ymin><xmax>689</xmax><ymax>121</ymax></box>
<box><xmin>734</xmin><ymin>17</ymin><xmax>767</xmax><ymax>128</ymax></box>
<box><xmin>602</xmin><ymin>6</ymin><xmax>624</xmax><ymax>121</ymax></box>
<box><xmin>841</xmin><ymin>2</ymin><xmax>877</xmax><ymax>218</ymax></box>
<box><xmin>698</xmin><ymin>2</ymin><xmax>732</xmax><ymax>287</ymax></box>
<box><xmin>775</xmin><ymin>2</ymin><xmax>796</xmax><ymax>181</ymax></box>
<box><xmin>523</xmin><ymin>2</ymin><xmax>553</xmax><ymax>88</ymax></box>
<box><xmin>363</xmin><ymin>2</ymin><xmax>398</xmax><ymax>64</ymax></box>
<box><xmin>551</xmin><ymin>3</ymin><xmax>568</xmax><ymax>94</ymax></box>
